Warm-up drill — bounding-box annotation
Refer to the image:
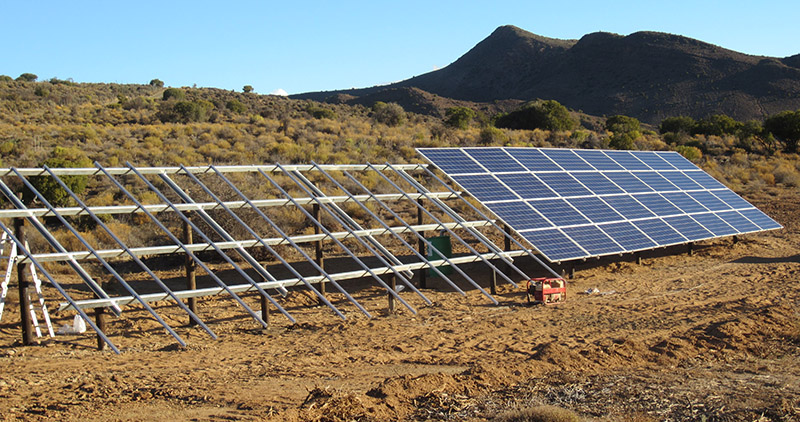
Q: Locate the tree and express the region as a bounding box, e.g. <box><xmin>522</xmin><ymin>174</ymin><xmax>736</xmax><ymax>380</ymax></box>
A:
<box><xmin>149</xmin><ymin>79</ymin><xmax>164</xmax><ymax>87</ymax></box>
<box><xmin>157</xmin><ymin>100</ymin><xmax>214</xmax><ymax>123</ymax></box>
<box><xmin>372</xmin><ymin>102</ymin><xmax>406</xmax><ymax>127</ymax></box>
<box><xmin>0</xmin><ymin>75</ymin><xmax>12</xmax><ymax>82</ymax></box>
<box><xmin>16</xmin><ymin>73</ymin><xmax>37</xmax><ymax>82</ymax></box>
<box><xmin>23</xmin><ymin>147</ymin><xmax>91</xmax><ymax>206</ymax></box>
<box><xmin>659</xmin><ymin>116</ymin><xmax>696</xmax><ymax>134</ymax></box>
<box><xmin>444</xmin><ymin>107</ymin><xmax>476</xmax><ymax>129</ymax></box>
<box><xmin>305</xmin><ymin>104</ymin><xmax>335</xmax><ymax>119</ymax></box>
<box><xmin>243</xmin><ymin>85</ymin><xmax>254</xmax><ymax>93</ymax></box>
<box><xmin>494</xmin><ymin>100</ymin><xmax>576</xmax><ymax>131</ymax></box>
<box><xmin>162</xmin><ymin>88</ymin><xmax>185</xmax><ymax>101</ymax></box>
<box><xmin>692</xmin><ymin>114</ymin><xmax>742</xmax><ymax>136</ymax></box>
<box><xmin>764</xmin><ymin>110</ymin><xmax>800</xmax><ymax>153</ymax></box>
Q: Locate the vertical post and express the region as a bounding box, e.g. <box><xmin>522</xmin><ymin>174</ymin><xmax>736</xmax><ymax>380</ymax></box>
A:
<box><xmin>313</xmin><ymin>203</ymin><xmax>326</xmax><ymax>303</ymax></box>
<box><xmin>183</xmin><ymin>215</ymin><xmax>197</xmax><ymax>325</ymax></box>
<box><xmin>260</xmin><ymin>295</ymin><xmax>270</xmax><ymax>328</ymax></box>
<box><xmin>568</xmin><ymin>265</ymin><xmax>575</xmax><ymax>280</ymax></box>
<box><xmin>14</xmin><ymin>218</ymin><xmax>33</xmax><ymax>346</ymax></box>
<box><xmin>490</xmin><ymin>270</ymin><xmax>498</xmax><ymax>295</ymax></box>
<box><xmin>503</xmin><ymin>224</ymin><xmax>512</xmax><ymax>277</ymax></box>
<box><xmin>688</xmin><ymin>242</ymin><xmax>694</xmax><ymax>256</ymax></box>
<box><xmin>732</xmin><ymin>236</ymin><xmax>739</xmax><ymax>245</ymax></box>
<box><xmin>635</xmin><ymin>253</ymin><xmax>642</xmax><ymax>265</ymax></box>
<box><xmin>94</xmin><ymin>307</ymin><xmax>106</xmax><ymax>351</ymax></box>
<box><xmin>388</xmin><ymin>274</ymin><xmax>396</xmax><ymax>313</ymax></box>
<box><xmin>416</xmin><ymin>198</ymin><xmax>427</xmax><ymax>289</ymax></box>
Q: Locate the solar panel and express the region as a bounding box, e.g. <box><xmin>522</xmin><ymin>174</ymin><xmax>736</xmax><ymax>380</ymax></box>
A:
<box><xmin>418</xmin><ymin>147</ymin><xmax>782</xmax><ymax>262</ymax></box>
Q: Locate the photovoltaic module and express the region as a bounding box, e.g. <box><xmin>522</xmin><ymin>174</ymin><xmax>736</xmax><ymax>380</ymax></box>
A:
<box><xmin>417</xmin><ymin>147</ymin><xmax>782</xmax><ymax>262</ymax></box>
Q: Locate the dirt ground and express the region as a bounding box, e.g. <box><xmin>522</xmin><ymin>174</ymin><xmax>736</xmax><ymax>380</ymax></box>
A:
<box><xmin>1</xmin><ymin>186</ymin><xmax>799</xmax><ymax>421</ymax></box>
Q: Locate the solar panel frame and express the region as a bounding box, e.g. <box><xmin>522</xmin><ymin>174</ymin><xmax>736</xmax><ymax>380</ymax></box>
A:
<box><xmin>418</xmin><ymin>147</ymin><xmax>782</xmax><ymax>262</ymax></box>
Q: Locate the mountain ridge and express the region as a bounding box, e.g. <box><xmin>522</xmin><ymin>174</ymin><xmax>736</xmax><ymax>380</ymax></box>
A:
<box><xmin>292</xmin><ymin>25</ymin><xmax>800</xmax><ymax>124</ymax></box>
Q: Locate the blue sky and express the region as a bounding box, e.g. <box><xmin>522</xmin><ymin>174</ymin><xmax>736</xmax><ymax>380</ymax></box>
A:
<box><xmin>3</xmin><ymin>1</ymin><xmax>798</xmax><ymax>95</ymax></box>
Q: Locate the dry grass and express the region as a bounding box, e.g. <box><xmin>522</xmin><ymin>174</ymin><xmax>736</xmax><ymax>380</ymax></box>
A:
<box><xmin>494</xmin><ymin>405</ymin><xmax>581</xmax><ymax>422</ymax></box>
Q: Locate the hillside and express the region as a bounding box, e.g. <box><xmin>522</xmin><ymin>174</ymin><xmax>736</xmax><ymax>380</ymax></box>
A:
<box><xmin>294</xmin><ymin>25</ymin><xmax>800</xmax><ymax>124</ymax></box>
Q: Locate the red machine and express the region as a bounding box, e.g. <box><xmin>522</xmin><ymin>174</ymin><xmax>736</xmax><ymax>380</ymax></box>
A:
<box><xmin>526</xmin><ymin>277</ymin><xmax>566</xmax><ymax>305</ymax></box>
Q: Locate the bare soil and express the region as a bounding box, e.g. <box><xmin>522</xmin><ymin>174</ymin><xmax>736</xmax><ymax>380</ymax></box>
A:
<box><xmin>1</xmin><ymin>187</ymin><xmax>798</xmax><ymax>421</ymax></box>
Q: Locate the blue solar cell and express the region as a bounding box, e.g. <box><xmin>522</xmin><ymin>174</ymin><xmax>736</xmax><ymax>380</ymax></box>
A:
<box><xmin>418</xmin><ymin>148</ymin><xmax>486</xmax><ymax>174</ymax></box>
<box><xmin>658</xmin><ymin>171</ymin><xmax>704</xmax><ymax>190</ymax></box>
<box><xmin>601</xmin><ymin>195</ymin><xmax>656</xmax><ymax>219</ymax></box>
<box><xmin>521</xmin><ymin>229</ymin><xmax>586</xmax><ymax>261</ymax></box>
<box><xmin>715</xmin><ymin>211</ymin><xmax>761</xmax><ymax>233</ymax></box>
<box><xmin>663</xmin><ymin>215</ymin><xmax>714</xmax><ymax>241</ymax></box>
<box><xmin>633</xmin><ymin>172</ymin><xmax>679</xmax><ymax>191</ymax></box>
<box><xmin>603</xmin><ymin>150</ymin><xmax>651</xmax><ymax>170</ymax></box>
<box><xmin>599</xmin><ymin>221</ymin><xmax>657</xmax><ymax>251</ymax></box>
<box><xmin>684</xmin><ymin>171</ymin><xmax>727</xmax><ymax>190</ymax></box>
<box><xmin>711</xmin><ymin>189</ymin><xmax>754</xmax><ymax>210</ymax></box>
<box><xmin>661</xmin><ymin>192</ymin><xmax>708</xmax><ymax>213</ymax></box>
<box><xmin>631</xmin><ymin>151</ymin><xmax>677</xmax><ymax>170</ymax></box>
<box><xmin>690</xmin><ymin>213</ymin><xmax>738</xmax><ymax>236</ymax></box>
<box><xmin>571</xmin><ymin>172</ymin><xmax>625</xmax><ymax>195</ymax></box>
<box><xmin>738</xmin><ymin>208</ymin><xmax>782</xmax><ymax>230</ymax></box>
<box><xmin>535</xmin><ymin>173</ymin><xmax>593</xmax><ymax>197</ymax></box>
<box><xmin>464</xmin><ymin>148</ymin><xmax>527</xmax><ymax>173</ymax></box>
<box><xmin>573</xmin><ymin>150</ymin><xmax>624</xmax><ymax>170</ymax></box>
<box><xmin>495</xmin><ymin>173</ymin><xmax>557</xmax><ymax>200</ymax></box>
<box><xmin>687</xmin><ymin>191</ymin><xmax>732</xmax><ymax>211</ymax></box>
<box><xmin>506</xmin><ymin>148</ymin><xmax>562</xmax><ymax>172</ymax></box>
<box><xmin>566</xmin><ymin>197</ymin><xmax>624</xmax><ymax>223</ymax></box>
<box><xmin>488</xmin><ymin>202</ymin><xmax>553</xmax><ymax>231</ymax></box>
<box><xmin>604</xmin><ymin>172</ymin><xmax>654</xmax><ymax>193</ymax></box>
<box><xmin>451</xmin><ymin>175</ymin><xmax>518</xmax><ymax>202</ymax></box>
<box><xmin>562</xmin><ymin>225</ymin><xmax>624</xmax><ymax>256</ymax></box>
<box><xmin>633</xmin><ymin>218</ymin><xmax>686</xmax><ymax>245</ymax></box>
<box><xmin>656</xmin><ymin>152</ymin><xmax>699</xmax><ymax>170</ymax></box>
<box><xmin>632</xmin><ymin>193</ymin><xmax>683</xmax><ymax>216</ymax></box>
<box><xmin>527</xmin><ymin>199</ymin><xmax>591</xmax><ymax>226</ymax></box>
<box><xmin>541</xmin><ymin>149</ymin><xmax>594</xmax><ymax>171</ymax></box>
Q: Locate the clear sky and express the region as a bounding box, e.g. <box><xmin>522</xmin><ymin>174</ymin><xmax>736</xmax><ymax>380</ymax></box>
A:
<box><xmin>3</xmin><ymin>1</ymin><xmax>798</xmax><ymax>95</ymax></box>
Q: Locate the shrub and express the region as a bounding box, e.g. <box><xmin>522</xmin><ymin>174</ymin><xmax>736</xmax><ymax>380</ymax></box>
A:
<box><xmin>495</xmin><ymin>100</ymin><xmax>576</xmax><ymax>131</ymax></box>
<box><xmin>162</xmin><ymin>87</ymin><xmax>186</xmax><ymax>101</ymax></box>
<box><xmin>444</xmin><ymin>106</ymin><xmax>476</xmax><ymax>129</ymax></box>
<box><xmin>0</xmin><ymin>75</ymin><xmax>12</xmax><ymax>82</ymax></box>
<box><xmin>149</xmin><ymin>78</ymin><xmax>164</xmax><ymax>87</ymax></box>
<box><xmin>34</xmin><ymin>85</ymin><xmax>49</xmax><ymax>97</ymax></box>
<box><xmin>226</xmin><ymin>99</ymin><xmax>247</xmax><ymax>114</ymax></box>
<box><xmin>479</xmin><ymin>126</ymin><xmax>507</xmax><ymax>145</ymax></box>
<box><xmin>16</xmin><ymin>73</ymin><xmax>37</xmax><ymax>82</ymax></box>
<box><xmin>675</xmin><ymin>145</ymin><xmax>702</xmax><ymax>161</ymax></box>
<box><xmin>305</xmin><ymin>104</ymin><xmax>336</xmax><ymax>119</ymax></box>
<box><xmin>659</xmin><ymin>116</ymin><xmax>696</xmax><ymax>134</ymax></box>
<box><xmin>23</xmin><ymin>147</ymin><xmax>92</xmax><ymax>206</ymax></box>
<box><xmin>692</xmin><ymin>114</ymin><xmax>742</xmax><ymax>136</ymax></box>
<box><xmin>243</xmin><ymin>85</ymin><xmax>254</xmax><ymax>93</ymax></box>
<box><xmin>372</xmin><ymin>101</ymin><xmax>406</xmax><ymax>127</ymax></box>
<box><xmin>157</xmin><ymin>100</ymin><xmax>214</xmax><ymax>123</ymax></box>
<box><xmin>606</xmin><ymin>115</ymin><xmax>642</xmax><ymax>150</ymax></box>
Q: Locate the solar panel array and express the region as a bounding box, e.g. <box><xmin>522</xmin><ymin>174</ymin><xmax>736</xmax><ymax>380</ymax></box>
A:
<box><xmin>418</xmin><ymin>147</ymin><xmax>782</xmax><ymax>262</ymax></box>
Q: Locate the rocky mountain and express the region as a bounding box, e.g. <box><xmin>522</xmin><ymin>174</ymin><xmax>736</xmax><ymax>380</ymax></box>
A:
<box><xmin>293</xmin><ymin>25</ymin><xmax>800</xmax><ymax>124</ymax></box>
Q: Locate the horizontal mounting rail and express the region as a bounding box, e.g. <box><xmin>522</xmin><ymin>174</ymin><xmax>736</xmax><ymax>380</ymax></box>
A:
<box><xmin>22</xmin><ymin>220</ymin><xmax>494</xmax><ymax>263</ymax></box>
<box><xmin>0</xmin><ymin>191</ymin><xmax>459</xmax><ymax>219</ymax></box>
<box><xmin>0</xmin><ymin>163</ymin><xmax>428</xmax><ymax>178</ymax></box>
<box><xmin>59</xmin><ymin>249</ymin><xmax>529</xmax><ymax>312</ymax></box>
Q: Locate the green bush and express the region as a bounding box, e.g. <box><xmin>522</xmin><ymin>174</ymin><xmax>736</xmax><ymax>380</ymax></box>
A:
<box><xmin>692</xmin><ymin>114</ymin><xmax>742</xmax><ymax>136</ymax></box>
<box><xmin>479</xmin><ymin>126</ymin><xmax>507</xmax><ymax>145</ymax></box>
<box><xmin>149</xmin><ymin>78</ymin><xmax>164</xmax><ymax>87</ymax></box>
<box><xmin>494</xmin><ymin>100</ymin><xmax>576</xmax><ymax>131</ymax></box>
<box><xmin>226</xmin><ymin>99</ymin><xmax>247</xmax><ymax>114</ymax></box>
<box><xmin>305</xmin><ymin>104</ymin><xmax>336</xmax><ymax>119</ymax></box>
<box><xmin>33</xmin><ymin>85</ymin><xmax>49</xmax><ymax>97</ymax></box>
<box><xmin>243</xmin><ymin>85</ymin><xmax>254</xmax><ymax>93</ymax></box>
<box><xmin>444</xmin><ymin>106</ymin><xmax>476</xmax><ymax>129</ymax></box>
<box><xmin>0</xmin><ymin>75</ymin><xmax>12</xmax><ymax>82</ymax></box>
<box><xmin>162</xmin><ymin>87</ymin><xmax>186</xmax><ymax>101</ymax></box>
<box><xmin>659</xmin><ymin>116</ymin><xmax>696</xmax><ymax>134</ymax></box>
<box><xmin>23</xmin><ymin>147</ymin><xmax>91</xmax><ymax>206</ymax></box>
<box><xmin>675</xmin><ymin>145</ymin><xmax>702</xmax><ymax>161</ymax></box>
<box><xmin>157</xmin><ymin>100</ymin><xmax>214</xmax><ymax>123</ymax></box>
<box><xmin>372</xmin><ymin>101</ymin><xmax>406</xmax><ymax>127</ymax></box>
<box><xmin>606</xmin><ymin>115</ymin><xmax>641</xmax><ymax>150</ymax></box>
